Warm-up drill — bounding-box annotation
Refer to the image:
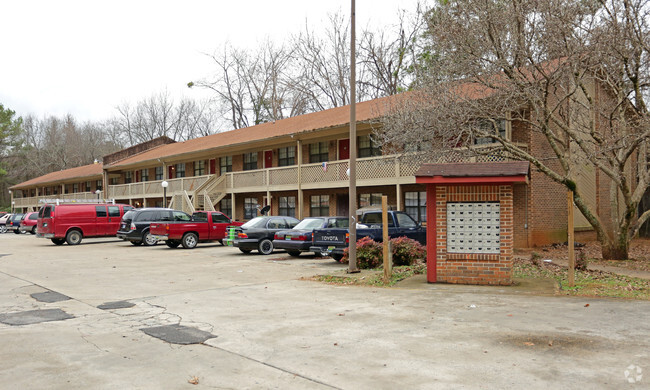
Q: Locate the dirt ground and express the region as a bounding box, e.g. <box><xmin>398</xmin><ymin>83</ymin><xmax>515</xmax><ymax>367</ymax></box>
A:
<box><xmin>515</xmin><ymin>238</ymin><xmax>650</xmax><ymax>273</ymax></box>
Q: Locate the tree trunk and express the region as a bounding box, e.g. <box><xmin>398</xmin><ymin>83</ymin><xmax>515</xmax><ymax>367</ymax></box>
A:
<box><xmin>601</xmin><ymin>241</ymin><xmax>629</xmax><ymax>260</ymax></box>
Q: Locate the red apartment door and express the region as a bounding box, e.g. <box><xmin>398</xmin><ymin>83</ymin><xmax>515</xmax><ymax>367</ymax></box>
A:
<box><xmin>264</xmin><ymin>150</ymin><xmax>273</xmax><ymax>168</ymax></box>
<box><xmin>168</xmin><ymin>166</ymin><xmax>174</xmax><ymax>179</ymax></box>
<box><xmin>209</xmin><ymin>159</ymin><xmax>216</xmax><ymax>175</ymax></box>
<box><xmin>338</xmin><ymin>139</ymin><xmax>350</xmax><ymax>160</ymax></box>
<box><xmin>135</xmin><ymin>170</ymin><xmax>140</xmax><ymax>183</ymax></box>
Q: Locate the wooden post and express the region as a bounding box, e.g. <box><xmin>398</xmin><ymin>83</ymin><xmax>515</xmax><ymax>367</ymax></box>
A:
<box><xmin>568</xmin><ymin>191</ymin><xmax>575</xmax><ymax>287</ymax></box>
<box><xmin>382</xmin><ymin>196</ymin><xmax>392</xmax><ymax>282</ymax></box>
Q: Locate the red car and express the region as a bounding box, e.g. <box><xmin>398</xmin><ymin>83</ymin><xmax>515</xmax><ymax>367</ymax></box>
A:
<box><xmin>19</xmin><ymin>212</ymin><xmax>39</xmax><ymax>234</ymax></box>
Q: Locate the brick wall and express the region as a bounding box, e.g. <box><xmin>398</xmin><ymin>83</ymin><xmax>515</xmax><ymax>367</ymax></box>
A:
<box><xmin>434</xmin><ymin>185</ymin><xmax>513</xmax><ymax>285</ymax></box>
<box><xmin>103</xmin><ymin>137</ymin><xmax>175</xmax><ymax>166</ymax></box>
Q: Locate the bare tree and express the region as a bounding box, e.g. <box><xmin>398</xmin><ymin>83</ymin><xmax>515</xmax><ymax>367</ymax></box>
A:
<box><xmin>113</xmin><ymin>91</ymin><xmax>220</xmax><ymax>145</ymax></box>
<box><xmin>380</xmin><ymin>0</ymin><xmax>650</xmax><ymax>259</ymax></box>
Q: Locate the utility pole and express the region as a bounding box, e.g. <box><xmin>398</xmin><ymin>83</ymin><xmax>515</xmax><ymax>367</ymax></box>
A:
<box><xmin>348</xmin><ymin>0</ymin><xmax>359</xmax><ymax>273</ymax></box>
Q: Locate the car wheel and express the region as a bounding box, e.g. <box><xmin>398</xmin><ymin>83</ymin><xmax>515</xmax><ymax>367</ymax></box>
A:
<box><xmin>331</xmin><ymin>253</ymin><xmax>344</xmax><ymax>262</ymax></box>
<box><xmin>166</xmin><ymin>240</ymin><xmax>180</xmax><ymax>248</ymax></box>
<box><xmin>239</xmin><ymin>248</ymin><xmax>252</xmax><ymax>254</ymax></box>
<box><xmin>287</xmin><ymin>251</ymin><xmax>301</xmax><ymax>257</ymax></box>
<box><xmin>218</xmin><ymin>239</ymin><xmax>224</xmax><ymax>246</ymax></box>
<box><xmin>142</xmin><ymin>231</ymin><xmax>158</xmax><ymax>246</ymax></box>
<box><xmin>31</xmin><ymin>226</ymin><xmax>37</xmax><ymax>235</ymax></box>
<box><xmin>51</xmin><ymin>238</ymin><xmax>65</xmax><ymax>245</ymax></box>
<box><xmin>258</xmin><ymin>239</ymin><xmax>273</xmax><ymax>255</ymax></box>
<box><xmin>131</xmin><ymin>241</ymin><xmax>143</xmax><ymax>246</ymax></box>
<box><xmin>181</xmin><ymin>232</ymin><xmax>198</xmax><ymax>249</ymax></box>
<box><xmin>65</xmin><ymin>230</ymin><xmax>83</xmax><ymax>245</ymax></box>
<box><xmin>13</xmin><ymin>229</ymin><xmax>21</xmax><ymax>234</ymax></box>
<box><xmin>0</xmin><ymin>225</ymin><xmax>7</xmax><ymax>233</ymax></box>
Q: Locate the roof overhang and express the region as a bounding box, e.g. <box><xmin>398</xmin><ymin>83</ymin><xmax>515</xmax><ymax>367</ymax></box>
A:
<box><xmin>415</xmin><ymin>161</ymin><xmax>530</xmax><ymax>185</ymax></box>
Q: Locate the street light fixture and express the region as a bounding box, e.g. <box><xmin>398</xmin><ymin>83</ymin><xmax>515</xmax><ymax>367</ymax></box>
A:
<box><xmin>161</xmin><ymin>181</ymin><xmax>169</xmax><ymax>208</ymax></box>
<box><xmin>11</xmin><ymin>201</ymin><xmax>15</xmax><ymax>214</ymax></box>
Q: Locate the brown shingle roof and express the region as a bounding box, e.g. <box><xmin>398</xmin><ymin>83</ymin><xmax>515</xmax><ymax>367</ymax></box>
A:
<box><xmin>11</xmin><ymin>163</ymin><xmax>103</xmax><ymax>189</ymax></box>
<box><xmin>415</xmin><ymin>161</ymin><xmax>530</xmax><ymax>178</ymax></box>
<box><xmin>105</xmin><ymin>94</ymin><xmax>403</xmax><ymax>169</ymax></box>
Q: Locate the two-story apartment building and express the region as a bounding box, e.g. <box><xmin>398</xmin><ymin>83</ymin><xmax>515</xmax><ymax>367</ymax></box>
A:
<box><xmin>11</xmin><ymin>90</ymin><xmax>610</xmax><ymax>248</ymax></box>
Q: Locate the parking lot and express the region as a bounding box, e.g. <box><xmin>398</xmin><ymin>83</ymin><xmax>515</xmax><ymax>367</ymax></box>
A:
<box><xmin>0</xmin><ymin>233</ymin><xmax>649</xmax><ymax>389</ymax></box>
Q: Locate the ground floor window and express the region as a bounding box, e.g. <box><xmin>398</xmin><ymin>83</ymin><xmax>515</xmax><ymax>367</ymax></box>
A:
<box><xmin>279</xmin><ymin>196</ymin><xmax>296</xmax><ymax>217</ymax></box>
<box><xmin>405</xmin><ymin>191</ymin><xmax>426</xmax><ymax>223</ymax></box>
<box><xmin>359</xmin><ymin>193</ymin><xmax>383</xmax><ymax>208</ymax></box>
<box><xmin>220</xmin><ymin>198</ymin><xmax>232</xmax><ymax>218</ymax></box>
<box><xmin>244</xmin><ymin>197</ymin><xmax>258</xmax><ymax>219</ymax></box>
<box><xmin>310</xmin><ymin>195</ymin><xmax>330</xmax><ymax>217</ymax></box>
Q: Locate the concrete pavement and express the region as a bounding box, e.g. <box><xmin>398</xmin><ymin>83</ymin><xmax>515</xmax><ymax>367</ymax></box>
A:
<box><xmin>0</xmin><ymin>233</ymin><xmax>648</xmax><ymax>389</ymax></box>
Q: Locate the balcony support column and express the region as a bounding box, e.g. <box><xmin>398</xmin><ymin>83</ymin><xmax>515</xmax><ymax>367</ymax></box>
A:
<box><xmin>296</xmin><ymin>139</ymin><xmax>303</xmax><ymax>219</ymax></box>
<box><xmin>396</xmin><ymin>183</ymin><xmax>402</xmax><ymax>211</ymax></box>
<box><xmin>231</xmin><ymin>192</ymin><xmax>237</xmax><ymax>221</ymax></box>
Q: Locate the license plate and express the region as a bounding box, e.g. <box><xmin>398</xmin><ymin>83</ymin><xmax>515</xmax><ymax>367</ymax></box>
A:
<box><xmin>328</xmin><ymin>246</ymin><xmax>335</xmax><ymax>251</ymax></box>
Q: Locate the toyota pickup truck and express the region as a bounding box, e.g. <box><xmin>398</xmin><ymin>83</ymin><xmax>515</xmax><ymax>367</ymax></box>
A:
<box><xmin>310</xmin><ymin>210</ymin><xmax>426</xmax><ymax>261</ymax></box>
<box><xmin>150</xmin><ymin>211</ymin><xmax>243</xmax><ymax>249</ymax></box>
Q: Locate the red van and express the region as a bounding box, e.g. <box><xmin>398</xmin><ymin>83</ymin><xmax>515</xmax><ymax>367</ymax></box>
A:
<box><xmin>37</xmin><ymin>203</ymin><xmax>134</xmax><ymax>245</ymax></box>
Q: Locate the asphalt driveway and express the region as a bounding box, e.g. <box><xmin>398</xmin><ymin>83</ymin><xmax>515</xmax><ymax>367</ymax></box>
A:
<box><xmin>0</xmin><ymin>234</ymin><xmax>648</xmax><ymax>389</ymax></box>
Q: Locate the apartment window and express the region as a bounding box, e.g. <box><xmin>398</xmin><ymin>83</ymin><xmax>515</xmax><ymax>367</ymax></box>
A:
<box><xmin>244</xmin><ymin>197</ymin><xmax>258</xmax><ymax>219</ymax></box>
<box><xmin>278</xmin><ymin>196</ymin><xmax>296</xmax><ymax>217</ymax></box>
<box><xmin>243</xmin><ymin>153</ymin><xmax>258</xmax><ymax>171</ymax></box>
<box><xmin>474</xmin><ymin>119</ymin><xmax>507</xmax><ymax>145</ymax></box>
<box><xmin>194</xmin><ymin>160</ymin><xmax>205</xmax><ymax>176</ymax></box>
<box><xmin>73</xmin><ymin>183</ymin><xmax>79</xmax><ymax>193</ymax></box>
<box><xmin>155</xmin><ymin>166</ymin><xmax>163</xmax><ymax>181</ymax></box>
<box><xmin>176</xmin><ymin>163</ymin><xmax>186</xmax><ymax>178</ymax></box>
<box><xmin>110</xmin><ymin>177</ymin><xmax>118</xmax><ymax>185</ymax></box>
<box><xmin>125</xmin><ymin>171</ymin><xmax>132</xmax><ymax>184</ymax></box>
<box><xmin>52</xmin><ymin>187</ymin><xmax>58</xmax><ymax>195</ymax></box>
<box><xmin>358</xmin><ymin>135</ymin><xmax>381</xmax><ymax>158</ymax></box>
<box><xmin>96</xmin><ymin>180</ymin><xmax>102</xmax><ymax>191</ymax></box>
<box><xmin>220</xmin><ymin>156</ymin><xmax>232</xmax><ymax>175</ymax></box>
<box><xmin>310</xmin><ymin>195</ymin><xmax>329</xmax><ymax>217</ymax></box>
<box><xmin>309</xmin><ymin>142</ymin><xmax>329</xmax><ymax>163</ymax></box>
<box><xmin>359</xmin><ymin>193</ymin><xmax>383</xmax><ymax>208</ymax></box>
<box><xmin>220</xmin><ymin>198</ymin><xmax>232</xmax><ymax>218</ymax></box>
<box><xmin>85</xmin><ymin>181</ymin><xmax>91</xmax><ymax>192</ymax></box>
<box><xmin>405</xmin><ymin>191</ymin><xmax>427</xmax><ymax>223</ymax></box>
<box><xmin>278</xmin><ymin>147</ymin><xmax>295</xmax><ymax>167</ymax></box>
<box><xmin>141</xmin><ymin>169</ymin><xmax>149</xmax><ymax>182</ymax></box>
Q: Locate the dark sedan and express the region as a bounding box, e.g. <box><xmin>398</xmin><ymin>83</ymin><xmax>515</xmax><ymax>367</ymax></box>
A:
<box><xmin>233</xmin><ymin>216</ymin><xmax>300</xmax><ymax>255</ymax></box>
<box><xmin>273</xmin><ymin>216</ymin><xmax>349</xmax><ymax>257</ymax></box>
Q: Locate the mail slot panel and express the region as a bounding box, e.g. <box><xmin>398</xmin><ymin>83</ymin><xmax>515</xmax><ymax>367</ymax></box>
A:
<box><xmin>447</xmin><ymin>202</ymin><xmax>500</xmax><ymax>254</ymax></box>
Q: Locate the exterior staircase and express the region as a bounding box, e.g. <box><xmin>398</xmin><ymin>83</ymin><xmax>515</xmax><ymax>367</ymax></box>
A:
<box><xmin>190</xmin><ymin>174</ymin><xmax>227</xmax><ymax>211</ymax></box>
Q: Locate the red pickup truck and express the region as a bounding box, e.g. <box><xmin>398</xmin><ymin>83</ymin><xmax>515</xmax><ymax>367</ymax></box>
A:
<box><xmin>150</xmin><ymin>211</ymin><xmax>243</xmax><ymax>249</ymax></box>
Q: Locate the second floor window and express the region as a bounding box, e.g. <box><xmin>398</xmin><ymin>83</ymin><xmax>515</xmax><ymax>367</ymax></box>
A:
<box><xmin>125</xmin><ymin>171</ymin><xmax>132</xmax><ymax>184</ymax></box>
<box><xmin>474</xmin><ymin>119</ymin><xmax>507</xmax><ymax>145</ymax></box>
<box><xmin>141</xmin><ymin>169</ymin><xmax>149</xmax><ymax>182</ymax></box>
<box><xmin>220</xmin><ymin>156</ymin><xmax>232</xmax><ymax>175</ymax></box>
<box><xmin>244</xmin><ymin>153</ymin><xmax>257</xmax><ymax>171</ymax></box>
<box><xmin>358</xmin><ymin>135</ymin><xmax>381</xmax><ymax>158</ymax></box>
<box><xmin>278</xmin><ymin>147</ymin><xmax>295</xmax><ymax>166</ymax></box>
<box><xmin>96</xmin><ymin>180</ymin><xmax>102</xmax><ymax>191</ymax></box>
<box><xmin>73</xmin><ymin>183</ymin><xmax>79</xmax><ymax>193</ymax></box>
<box><xmin>155</xmin><ymin>166</ymin><xmax>163</xmax><ymax>180</ymax></box>
<box><xmin>176</xmin><ymin>163</ymin><xmax>186</xmax><ymax>178</ymax></box>
<box><xmin>85</xmin><ymin>181</ymin><xmax>91</xmax><ymax>192</ymax></box>
<box><xmin>194</xmin><ymin>160</ymin><xmax>205</xmax><ymax>176</ymax></box>
<box><xmin>309</xmin><ymin>142</ymin><xmax>329</xmax><ymax>163</ymax></box>
<box><xmin>110</xmin><ymin>177</ymin><xmax>118</xmax><ymax>185</ymax></box>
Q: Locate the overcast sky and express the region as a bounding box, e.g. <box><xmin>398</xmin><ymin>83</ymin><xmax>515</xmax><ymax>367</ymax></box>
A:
<box><xmin>1</xmin><ymin>0</ymin><xmax>422</xmax><ymax>123</ymax></box>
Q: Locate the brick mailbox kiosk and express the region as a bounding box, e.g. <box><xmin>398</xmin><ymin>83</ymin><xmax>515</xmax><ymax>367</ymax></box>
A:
<box><xmin>415</xmin><ymin>161</ymin><xmax>530</xmax><ymax>285</ymax></box>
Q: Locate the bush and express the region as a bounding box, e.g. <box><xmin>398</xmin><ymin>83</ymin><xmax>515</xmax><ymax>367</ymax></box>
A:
<box><xmin>342</xmin><ymin>236</ymin><xmax>426</xmax><ymax>269</ymax></box>
<box><xmin>390</xmin><ymin>236</ymin><xmax>426</xmax><ymax>266</ymax></box>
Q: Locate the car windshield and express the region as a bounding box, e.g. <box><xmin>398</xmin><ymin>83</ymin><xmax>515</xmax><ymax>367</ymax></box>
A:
<box><xmin>293</xmin><ymin>218</ymin><xmax>325</xmax><ymax>230</ymax></box>
<box><xmin>241</xmin><ymin>217</ymin><xmax>268</xmax><ymax>228</ymax></box>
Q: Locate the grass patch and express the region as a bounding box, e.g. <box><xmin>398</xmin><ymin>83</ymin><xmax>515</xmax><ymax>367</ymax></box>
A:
<box><xmin>313</xmin><ymin>263</ymin><xmax>427</xmax><ymax>287</ymax></box>
<box><xmin>514</xmin><ymin>259</ymin><xmax>650</xmax><ymax>300</ymax></box>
